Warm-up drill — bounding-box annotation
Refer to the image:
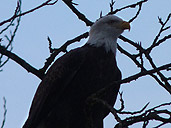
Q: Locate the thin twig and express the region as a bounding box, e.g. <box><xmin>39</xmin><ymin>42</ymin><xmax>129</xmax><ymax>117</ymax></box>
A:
<box><xmin>153</xmin><ymin>13</ymin><xmax>171</xmax><ymax>45</ymax></box>
<box><xmin>117</xmin><ymin>102</ymin><xmax>150</xmax><ymax>115</ymax></box>
<box><xmin>1</xmin><ymin>97</ymin><xmax>7</xmax><ymax>128</ymax></box>
<box><xmin>147</xmin><ymin>34</ymin><xmax>171</xmax><ymax>52</ymax></box>
<box><xmin>109</xmin><ymin>0</ymin><xmax>115</xmax><ymax>13</ymax></box>
<box><xmin>0</xmin><ymin>0</ymin><xmax>58</xmax><ymax>26</ymax></box>
<box><xmin>120</xmin><ymin>63</ymin><xmax>171</xmax><ymax>86</ymax></box>
<box><xmin>40</xmin><ymin>32</ymin><xmax>89</xmax><ymax>73</ymax></box>
<box><xmin>47</xmin><ymin>36</ymin><xmax>53</xmax><ymax>53</ymax></box>
<box><xmin>0</xmin><ymin>0</ymin><xmax>22</xmax><ymax>71</ymax></box>
<box><xmin>0</xmin><ymin>45</ymin><xmax>44</xmax><ymax>79</ymax></box>
<box><xmin>97</xmin><ymin>62</ymin><xmax>171</xmax><ymax>95</ymax></box>
<box><xmin>129</xmin><ymin>2</ymin><xmax>143</xmax><ymax>23</ymax></box>
<box><xmin>117</xmin><ymin>92</ymin><xmax>125</xmax><ymax>112</ymax></box>
<box><xmin>108</xmin><ymin>0</ymin><xmax>148</xmax><ymax>15</ymax></box>
<box><xmin>114</xmin><ymin>102</ymin><xmax>171</xmax><ymax>128</ymax></box>
<box><xmin>144</xmin><ymin>52</ymin><xmax>171</xmax><ymax>94</ymax></box>
<box><xmin>118</xmin><ymin>36</ymin><xmax>171</xmax><ymax>94</ymax></box>
<box><xmin>62</xmin><ymin>0</ymin><xmax>93</xmax><ymax>26</ymax></box>
<box><xmin>147</xmin><ymin>13</ymin><xmax>171</xmax><ymax>52</ymax></box>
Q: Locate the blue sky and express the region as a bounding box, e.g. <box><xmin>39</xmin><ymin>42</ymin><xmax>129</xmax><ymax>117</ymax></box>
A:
<box><xmin>0</xmin><ymin>0</ymin><xmax>171</xmax><ymax>128</ymax></box>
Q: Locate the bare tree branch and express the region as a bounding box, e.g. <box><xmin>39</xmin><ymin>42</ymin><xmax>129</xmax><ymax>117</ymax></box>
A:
<box><xmin>0</xmin><ymin>0</ymin><xmax>22</xmax><ymax>71</ymax></box>
<box><xmin>109</xmin><ymin>0</ymin><xmax>115</xmax><ymax>13</ymax></box>
<box><xmin>152</xmin><ymin>13</ymin><xmax>171</xmax><ymax>46</ymax></box>
<box><xmin>118</xmin><ymin>42</ymin><xmax>170</xmax><ymax>94</ymax></box>
<box><xmin>62</xmin><ymin>0</ymin><xmax>93</xmax><ymax>26</ymax></box>
<box><xmin>147</xmin><ymin>13</ymin><xmax>171</xmax><ymax>52</ymax></box>
<box><xmin>0</xmin><ymin>0</ymin><xmax>58</xmax><ymax>26</ymax></box>
<box><xmin>91</xmin><ymin>62</ymin><xmax>171</xmax><ymax>103</ymax></box>
<box><xmin>117</xmin><ymin>102</ymin><xmax>150</xmax><ymax>115</ymax></box>
<box><xmin>1</xmin><ymin>97</ymin><xmax>7</xmax><ymax>128</ymax></box>
<box><xmin>128</xmin><ymin>2</ymin><xmax>143</xmax><ymax>23</ymax></box>
<box><xmin>119</xmin><ymin>63</ymin><xmax>171</xmax><ymax>86</ymax></box>
<box><xmin>117</xmin><ymin>92</ymin><xmax>125</xmax><ymax>112</ymax></box>
<box><xmin>40</xmin><ymin>32</ymin><xmax>89</xmax><ymax>73</ymax></box>
<box><xmin>118</xmin><ymin>32</ymin><xmax>171</xmax><ymax>94</ymax></box>
<box><xmin>114</xmin><ymin>102</ymin><xmax>171</xmax><ymax>128</ymax></box>
<box><xmin>108</xmin><ymin>0</ymin><xmax>148</xmax><ymax>15</ymax></box>
<box><xmin>144</xmin><ymin>52</ymin><xmax>171</xmax><ymax>93</ymax></box>
<box><xmin>0</xmin><ymin>45</ymin><xmax>44</xmax><ymax>79</ymax></box>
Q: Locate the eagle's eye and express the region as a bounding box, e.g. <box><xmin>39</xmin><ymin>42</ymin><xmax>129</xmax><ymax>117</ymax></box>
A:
<box><xmin>107</xmin><ymin>20</ymin><xmax>119</xmax><ymax>24</ymax></box>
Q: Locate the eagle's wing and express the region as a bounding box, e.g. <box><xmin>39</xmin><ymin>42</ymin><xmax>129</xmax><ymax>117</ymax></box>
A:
<box><xmin>23</xmin><ymin>47</ymin><xmax>88</xmax><ymax>128</ymax></box>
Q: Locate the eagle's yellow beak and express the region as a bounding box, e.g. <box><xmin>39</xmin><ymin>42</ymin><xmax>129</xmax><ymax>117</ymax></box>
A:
<box><xmin>121</xmin><ymin>21</ymin><xmax>130</xmax><ymax>31</ymax></box>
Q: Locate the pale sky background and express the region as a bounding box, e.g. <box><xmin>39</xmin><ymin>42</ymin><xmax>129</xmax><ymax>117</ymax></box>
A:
<box><xmin>0</xmin><ymin>0</ymin><xmax>171</xmax><ymax>128</ymax></box>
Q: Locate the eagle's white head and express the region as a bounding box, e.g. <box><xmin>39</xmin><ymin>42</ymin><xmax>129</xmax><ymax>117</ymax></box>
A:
<box><xmin>87</xmin><ymin>15</ymin><xmax>130</xmax><ymax>55</ymax></box>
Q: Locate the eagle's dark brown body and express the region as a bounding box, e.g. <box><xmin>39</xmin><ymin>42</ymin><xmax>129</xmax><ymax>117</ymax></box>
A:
<box><xmin>23</xmin><ymin>44</ymin><xmax>121</xmax><ymax>128</ymax></box>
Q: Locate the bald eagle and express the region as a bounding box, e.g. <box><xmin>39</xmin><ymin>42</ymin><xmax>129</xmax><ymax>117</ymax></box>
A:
<box><xmin>23</xmin><ymin>15</ymin><xmax>130</xmax><ymax>128</ymax></box>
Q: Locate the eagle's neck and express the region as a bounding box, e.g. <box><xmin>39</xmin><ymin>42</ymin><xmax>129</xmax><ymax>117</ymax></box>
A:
<box><xmin>86</xmin><ymin>32</ymin><xmax>118</xmax><ymax>56</ymax></box>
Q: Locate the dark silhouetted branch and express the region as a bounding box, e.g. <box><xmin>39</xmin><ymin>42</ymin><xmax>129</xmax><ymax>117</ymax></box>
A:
<box><xmin>47</xmin><ymin>36</ymin><xmax>53</xmax><ymax>53</ymax></box>
<box><xmin>109</xmin><ymin>0</ymin><xmax>115</xmax><ymax>13</ymax></box>
<box><xmin>0</xmin><ymin>0</ymin><xmax>58</xmax><ymax>26</ymax></box>
<box><xmin>40</xmin><ymin>32</ymin><xmax>89</xmax><ymax>73</ymax></box>
<box><xmin>0</xmin><ymin>0</ymin><xmax>21</xmax><ymax>71</ymax></box>
<box><xmin>114</xmin><ymin>102</ymin><xmax>171</xmax><ymax>128</ymax></box>
<box><xmin>120</xmin><ymin>63</ymin><xmax>171</xmax><ymax>86</ymax></box>
<box><xmin>128</xmin><ymin>2</ymin><xmax>143</xmax><ymax>23</ymax></box>
<box><xmin>147</xmin><ymin>13</ymin><xmax>171</xmax><ymax>52</ymax></box>
<box><xmin>0</xmin><ymin>45</ymin><xmax>44</xmax><ymax>79</ymax></box>
<box><xmin>108</xmin><ymin>0</ymin><xmax>148</xmax><ymax>15</ymax></box>
<box><xmin>92</xmin><ymin>62</ymin><xmax>171</xmax><ymax>100</ymax></box>
<box><xmin>1</xmin><ymin>97</ymin><xmax>7</xmax><ymax>128</ymax></box>
<box><xmin>117</xmin><ymin>92</ymin><xmax>125</xmax><ymax>112</ymax></box>
<box><xmin>117</xmin><ymin>43</ymin><xmax>168</xmax><ymax>94</ymax></box>
<box><xmin>118</xmin><ymin>34</ymin><xmax>171</xmax><ymax>94</ymax></box>
<box><xmin>62</xmin><ymin>0</ymin><xmax>93</xmax><ymax>26</ymax></box>
<box><xmin>152</xmin><ymin>13</ymin><xmax>171</xmax><ymax>46</ymax></box>
<box><xmin>117</xmin><ymin>102</ymin><xmax>150</xmax><ymax>115</ymax></box>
